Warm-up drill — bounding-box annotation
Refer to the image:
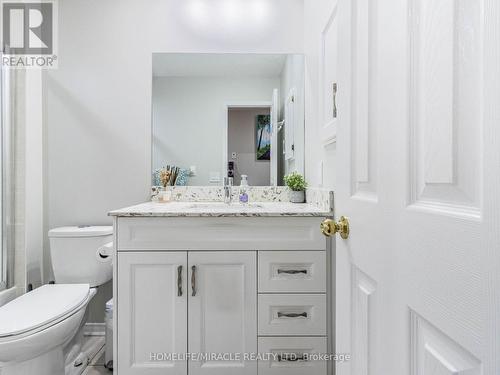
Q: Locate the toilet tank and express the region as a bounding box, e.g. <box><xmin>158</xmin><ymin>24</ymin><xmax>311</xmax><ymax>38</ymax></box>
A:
<box><xmin>48</xmin><ymin>226</ymin><xmax>113</xmax><ymax>287</ymax></box>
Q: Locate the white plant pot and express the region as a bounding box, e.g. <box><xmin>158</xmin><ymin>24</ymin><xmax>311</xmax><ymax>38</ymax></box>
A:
<box><xmin>290</xmin><ymin>190</ymin><xmax>305</xmax><ymax>203</ymax></box>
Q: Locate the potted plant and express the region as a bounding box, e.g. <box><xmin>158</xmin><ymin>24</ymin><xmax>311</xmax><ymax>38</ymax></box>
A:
<box><xmin>284</xmin><ymin>172</ymin><xmax>308</xmax><ymax>203</ymax></box>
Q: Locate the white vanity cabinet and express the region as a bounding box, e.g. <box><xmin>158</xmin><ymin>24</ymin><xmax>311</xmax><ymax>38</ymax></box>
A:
<box><xmin>188</xmin><ymin>252</ymin><xmax>257</xmax><ymax>375</ymax></box>
<box><xmin>117</xmin><ymin>250</ymin><xmax>256</xmax><ymax>375</ymax></box>
<box><xmin>117</xmin><ymin>252</ymin><xmax>188</xmax><ymax>375</ymax></box>
<box><xmin>113</xmin><ymin>216</ymin><xmax>329</xmax><ymax>375</ymax></box>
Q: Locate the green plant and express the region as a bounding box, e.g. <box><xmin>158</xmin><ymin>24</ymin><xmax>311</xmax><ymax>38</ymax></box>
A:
<box><xmin>284</xmin><ymin>172</ymin><xmax>308</xmax><ymax>191</ymax></box>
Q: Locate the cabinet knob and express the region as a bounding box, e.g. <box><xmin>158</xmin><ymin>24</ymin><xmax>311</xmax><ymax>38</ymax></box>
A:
<box><xmin>277</xmin><ymin>312</ymin><xmax>308</xmax><ymax>318</ymax></box>
<box><xmin>191</xmin><ymin>265</ymin><xmax>197</xmax><ymax>296</ymax></box>
<box><xmin>177</xmin><ymin>265</ymin><xmax>183</xmax><ymax>297</ymax></box>
<box><xmin>277</xmin><ymin>353</ymin><xmax>307</xmax><ymax>362</ymax></box>
<box><xmin>277</xmin><ymin>269</ymin><xmax>307</xmax><ymax>275</ymax></box>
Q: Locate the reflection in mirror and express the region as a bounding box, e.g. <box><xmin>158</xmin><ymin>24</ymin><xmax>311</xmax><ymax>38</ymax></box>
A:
<box><xmin>151</xmin><ymin>53</ymin><xmax>304</xmax><ymax>186</ymax></box>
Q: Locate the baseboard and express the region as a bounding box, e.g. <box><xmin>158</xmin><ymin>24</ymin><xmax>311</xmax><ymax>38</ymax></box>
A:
<box><xmin>84</xmin><ymin>322</ymin><xmax>105</xmax><ymax>336</ymax></box>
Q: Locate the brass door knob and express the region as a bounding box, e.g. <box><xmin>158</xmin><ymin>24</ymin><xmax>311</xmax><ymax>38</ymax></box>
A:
<box><xmin>321</xmin><ymin>216</ymin><xmax>350</xmax><ymax>239</ymax></box>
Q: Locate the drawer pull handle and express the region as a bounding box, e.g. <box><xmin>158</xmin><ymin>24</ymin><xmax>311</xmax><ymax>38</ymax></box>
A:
<box><xmin>277</xmin><ymin>312</ymin><xmax>308</xmax><ymax>318</ymax></box>
<box><xmin>277</xmin><ymin>354</ymin><xmax>307</xmax><ymax>362</ymax></box>
<box><xmin>177</xmin><ymin>265</ymin><xmax>183</xmax><ymax>296</ymax></box>
<box><xmin>191</xmin><ymin>265</ymin><xmax>197</xmax><ymax>296</ymax></box>
<box><xmin>277</xmin><ymin>269</ymin><xmax>307</xmax><ymax>275</ymax></box>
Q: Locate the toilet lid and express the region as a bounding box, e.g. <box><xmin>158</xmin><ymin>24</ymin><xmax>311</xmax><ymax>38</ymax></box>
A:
<box><xmin>0</xmin><ymin>284</ymin><xmax>90</xmax><ymax>338</ymax></box>
<box><xmin>48</xmin><ymin>225</ymin><xmax>113</xmax><ymax>238</ymax></box>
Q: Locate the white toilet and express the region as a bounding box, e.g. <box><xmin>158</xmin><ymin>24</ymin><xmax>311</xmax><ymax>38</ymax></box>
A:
<box><xmin>0</xmin><ymin>226</ymin><xmax>113</xmax><ymax>375</ymax></box>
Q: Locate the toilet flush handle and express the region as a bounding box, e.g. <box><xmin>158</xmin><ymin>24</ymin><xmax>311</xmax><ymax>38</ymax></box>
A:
<box><xmin>98</xmin><ymin>241</ymin><xmax>113</xmax><ymax>259</ymax></box>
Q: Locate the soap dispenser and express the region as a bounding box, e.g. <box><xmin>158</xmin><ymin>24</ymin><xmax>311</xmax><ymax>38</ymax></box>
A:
<box><xmin>239</xmin><ymin>175</ymin><xmax>249</xmax><ymax>204</ymax></box>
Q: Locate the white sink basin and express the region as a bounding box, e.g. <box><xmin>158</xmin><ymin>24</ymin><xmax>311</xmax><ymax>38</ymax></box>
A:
<box><xmin>187</xmin><ymin>202</ymin><xmax>264</xmax><ymax>209</ymax></box>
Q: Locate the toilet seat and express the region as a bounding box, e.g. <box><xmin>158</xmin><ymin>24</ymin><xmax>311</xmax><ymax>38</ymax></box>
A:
<box><xmin>0</xmin><ymin>284</ymin><xmax>91</xmax><ymax>340</ymax></box>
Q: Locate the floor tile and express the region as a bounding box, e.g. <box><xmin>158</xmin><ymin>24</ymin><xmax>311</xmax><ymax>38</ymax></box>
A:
<box><xmin>90</xmin><ymin>346</ymin><xmax>106</xmax><ymax>366</ymax></box>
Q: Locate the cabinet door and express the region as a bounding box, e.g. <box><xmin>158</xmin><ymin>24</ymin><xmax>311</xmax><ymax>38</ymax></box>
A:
<box><xmin>188</xmin><ymin>251</ymin><xmax>257</xmax><ymax>375</ymax></box>
<box><xmin>117</xmin><ymin>252</ymin><xmax>187</xmax><ymax>375</ymax></box>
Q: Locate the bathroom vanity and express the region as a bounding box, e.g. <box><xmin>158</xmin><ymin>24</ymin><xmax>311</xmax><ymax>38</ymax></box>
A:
<box><xmin>119</xmin><ymin>51</ymin><xmax>331</xmax><ymax>375</ymax></box>
<box><xmin>110</xmin><ymin>200</ymin><xmax>332</xmax><ymax>375</ymax></box>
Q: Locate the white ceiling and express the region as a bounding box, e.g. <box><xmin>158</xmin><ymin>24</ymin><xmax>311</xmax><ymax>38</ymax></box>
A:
<box><xmin>152</xmin><ymin>53</ymin><xmax>289</xmax><ymax>77</ymax></box>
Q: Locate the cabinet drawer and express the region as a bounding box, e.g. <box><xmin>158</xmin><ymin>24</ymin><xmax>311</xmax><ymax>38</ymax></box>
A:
<box><xmin>258</xmin><ymin>294</ymin><xmax>326</xmax><ymax>336</ymax></box>
<box><xmin>258</xmin><ymin>337</ymin><xmax>327</xmax><ymax>375</ymax></box>
<box><xmin>258</xmin><ymin>251</ymin><xmax>326</xmax><ymax>292</ymax></box>
<box><xmin>116</xmin><ymin>217</ymin><xmax>326</xmax><ymax>251</ymax></box>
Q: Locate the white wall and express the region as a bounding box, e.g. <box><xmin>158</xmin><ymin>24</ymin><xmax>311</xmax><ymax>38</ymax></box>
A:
<box><xmin>152</xmin><ymin>77</ymin><xmax>279</xmax><ymax>185</ymax></box>
<box><xmin>43</xmin><ymin>0</ymin><xmax>304</xmax><ymax>321</ymax></box>
<box><xmin>228</xmin><ymin>107</ymin><xmax>271</xmax><ymax>186</ymax></box>
<box><xmin>304</xmin><ymin>0</ymin><xmax>337</xmax><ymax>189</ymax></box>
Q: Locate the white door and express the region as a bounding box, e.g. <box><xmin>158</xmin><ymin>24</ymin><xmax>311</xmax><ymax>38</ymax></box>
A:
<box><xmin>188</xmin><ymin>251</ymin><xmax>257</xmax><ymax>375</ymax></box>
<box><xmin>270</xmin><ymin>88</ymin><xmax>279</xmax><ymax>186</ymax></box>
<box><xmin>283</xmin><ymin>89</ymin><xmax>296</xmax><ymax>162</ymax></box>
<box><xmin>333</xmin><ymin>0</ymin><xmax>500</xmax><ymax>374</ymax></box>
<box><xmin>117</xmin><ymin>252</ymin><xmax>187</xmax><ymax>375</ymax></box>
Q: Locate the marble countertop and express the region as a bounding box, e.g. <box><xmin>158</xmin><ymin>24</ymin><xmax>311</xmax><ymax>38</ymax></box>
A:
<box><xmin>108</xmin><ymin>201</ymin><xmax>331</xmax><ymax>217</ymax></box>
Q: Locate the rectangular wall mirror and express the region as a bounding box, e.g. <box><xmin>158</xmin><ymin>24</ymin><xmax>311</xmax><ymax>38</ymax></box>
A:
<box><xmin>151</xmin><ymin>53</ymin><xmax>305</xmax><ymax>187</ymax></box>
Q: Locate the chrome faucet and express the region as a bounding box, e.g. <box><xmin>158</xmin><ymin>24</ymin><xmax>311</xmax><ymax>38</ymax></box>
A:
<box><xmin>223</xmin><ymin>177</ymin><xmax>233</xmax><ymax>204</ymax></box>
